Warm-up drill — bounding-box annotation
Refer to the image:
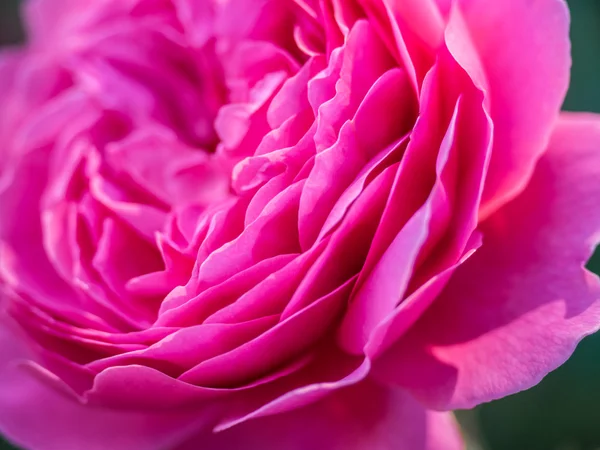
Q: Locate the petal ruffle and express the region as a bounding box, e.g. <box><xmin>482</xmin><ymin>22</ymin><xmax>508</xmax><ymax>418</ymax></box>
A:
<box><xmin>0</xmin><ymin>323</ymin><xmax>215</xmax><ymax>450</ymax></box>
<box><xmin>374</xmin><ymin>113</ymin><xmax>600</xmax><ymax>409</ymax></box>
<box><xmin>446</xmin><ymin>0</ymin><xmax>571</xmax><ymax>217</ymax></box>
<box><xmin>180</xmin><ymin>378</ymin><xmax>463</xmax><ymax>450</ymax></box>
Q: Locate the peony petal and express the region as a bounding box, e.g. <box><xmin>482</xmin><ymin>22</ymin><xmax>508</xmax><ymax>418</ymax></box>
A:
<box><xmin>0</xmin><ymin>144</ymin><xmax>131</xmax><ymax>332</ymax></box>
<box><xmin>299</xmin><ymin>66</ymin><xmax>414</xmax><ymax>249</ymax></box>
<box><xmin>126</xmin><ymin>233</ymin><xmax>195</xmax><ymax>297</ymax></box>
<box><xmin>0</xmin><ymin>322</ymin><xmax>215</xmax><ymax>450</ymax></box>
<box><xmin>338</xmin><ymin>50</ymin><xmax>492</xmax><ymax>355</ymax></box>
<box><xmin>337</xmin><ymin>93</ymin><xmax>462</xmax><ymax>354</ymax></box>
<box><xmin>88</xmin><ymin>315</ymin><xmax>278</xmax><ymax>374</ymax></box>
<box><xmin>173</xmin><ymin>0</ymin><xmax>216</xmax><ymax>47</ymax></box>
<box><xmin>364</xmin><ymin>232</ymin><xmax>481</xmax><ymax>360</ymax></box>
<box><xmin>213</xmin><ymin>352</ymin><xmax>371</xmax><ymax>431</ymax></box>
<box><xmin>105</xmin><ymin>128</ymin><xmax>229</xmax><ymax>208</ymax></box>
<box><xmin>84</xmin><ymin>348</ymin><xmax>312</xmax><ymax>409</ymax></box>
<box><xmin>374</xmin><ymin>113</ymin><xmax>600</xmax><ymax>409</ymax></box>
<box><xmin>88</xmin><ymin>174</ymin><xmax>168</xmax><ymax>243</ymax></box>
<box><xmin>267</xmin><ymin>55</ymin><xmax>325</xmax><ymax>129</ymax></box>
<box><xmin>358</xmin><ymin>0</ymin><xmax>440</xmax><ymax>92</ymax></box>
<box><xmin>92</xmin><ymin>219</ymin><xmax>163</xmax><ymax>300</ymax></box>
<box><xmin>383</xmin><ymin>0</ymin><xmax>446</xmax><ymax>50</ymax></box>
<box><xmin>446</xmin><ymin>0</ymin><xmax>571</xmax><ymax>217</ymax></box>
<box><xmin>179</xmin><ymin>275</ymin><xmax>356</xmax><ymax>387</ymax></box>
<box><xmin>195</xmin><ymin>181</ymin><xmax>303</xmax><ymax>289</ymax></box>
<box><xmin>204</xmin><ymin>245</ymin><xmax>324</xmax><ymax>324</ymax></box>
<box><xmin>352</xmin><ymin>51</ymin><xmax>463</xmax><ymax>289</ymax></box>
<box><xmin>181</xmin><ymin>378</ymin><xmax>463</xmax><ymax>450</ymax></box>
<box><xmin>284</xmin><ymin>161</ymin><xmax>398</xmax><ymax>318</ymax></box>
<box><xmin>156</xmin><ymin>254</ymin><xmax>296</xmax><ymax>326</ymax></box>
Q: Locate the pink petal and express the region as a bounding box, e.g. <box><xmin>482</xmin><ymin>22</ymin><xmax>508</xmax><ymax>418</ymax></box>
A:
<box><xmin>92</xmin><ymin>219</ymin><xmax>163</xmax><ymax>301</ymax></box>
<box><xmin>266</xmin><ymin>55</ymin><xmax>324</xmax><ymax>129</ymax></box>
<box><xmin>299</xmin><ymin>66</ymin><xmax>415</xmax><ymax>249</ymax></box>
<box><xmin>105</xmin><ymin>129</ymin><xmax>229</xmax><ymax>208</ymax></box>
<box><xmin>365</xmin><ymin>232</ymin><xmax>481</xmax><ymax>359</ymax></box>
<box><xmin>374</xmin><ymin>113</ymin><xmax>600</xmax><ymax>409</ymax></box>
<box><xmin>0</xmin><ymin>323</ymin><xmax>214</xmax><ymax>450</ymax></box>
<box><xmin>173</xmin><ymin>0</ymin><xmax>216</xmax><ymax>47</ymax></box>
<box><xmin>88</xmin><ymin>174</ymin><xmax>168</xmax><ymax>244</ymax></box>
<box><xmin>180</xmin><ymin>378</ymin><xmax>463</xmax><ymax>450</ymax></box>
<box><xmin>338</xmin><ymin>92</ymin><xmax>462</xmax><ymax>354</ymax></box>
<box><xmin>203</xmin><ymin>246</ymin><xmax>324</xmax><ymax>324</ymax></box>
<box><xmin>358</xmin><ymin>0</ymin><xmax>440</xmax><ymax>92</ymax></box>
<box><xmin>284</xmin><ymin>162</ymin><xmax>398</xmax><ymax>318</ymax></box>
<box><xmin>156</xmin><ymin>254</ymin><xmax>296</xmax><ymax>326</ymax></box>
<box><xmin>0</xmin><ymin>147</ymin><xmax>120</xmax><ymax>330</ymax></box>
<box><xmin>446</xmin><ymin>0</ymin><xmax>571</xmax><ymax>217</ymax></box>
<box><xmin>195</xmin><ymin>181</ymin><xmax>303</xmax><ymax>289</ymax></box>
<box><xmin>339</xmin><ymin>52</ymin><xmax>492</xmax><ymax>355</ymax></box>
<box><xmin>179</xmin><ymin>275</ymin><xmax>356</xmax><ymax>387</ymax></box>
<box><xmin>383</xmin><ymin>0</ymin><xmax>446</xmax><ymax>49</ymax></box>
<box><xmin>213</xmin><ymin>352</ymin><xmax>371</xmax><ymax>431</ymax></box>
<box><xmin>84</xmin><ymin>347</ymin><xmax>311</xmax><ymax>409</ymax></box>
<box><xmin>88</xmin><ymin>315</ymin><xmax>278</xmax><ymax>374</ymax></box>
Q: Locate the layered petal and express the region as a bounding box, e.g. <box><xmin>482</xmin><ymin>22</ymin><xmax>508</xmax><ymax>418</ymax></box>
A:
<box><xmin>0</xmin><ymin>322</ymin><xmax>215</xmax><ymax>450</ymax></box>
<box><xmin>181</xmin><ymin>379</ymin><xmax>463</xmax><ymax>450</ymax></box>
<box><xmin>446</xmin><ymin>0</ymin><xmax>571</xmax><ymax>217</ymax></box>
<box><xmin>0</xmin><ymin>0</ymin><xmax>590</xmax><ymax>448</ymax></box>
<box><xmin>375</xmin><ymin>113</ymin><xmax>600</xmax><ymax>409</ymax></box>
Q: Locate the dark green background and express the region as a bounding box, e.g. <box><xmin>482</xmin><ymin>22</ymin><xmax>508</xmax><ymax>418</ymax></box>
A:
<box><xmin>0</xmin><ymin>0</ymin><xmax>599</xmax><ymax>448</ymax></box>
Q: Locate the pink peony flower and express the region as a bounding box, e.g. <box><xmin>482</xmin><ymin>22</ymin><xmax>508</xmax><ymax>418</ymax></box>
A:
<box><xmin>1</xmin><ymin>0</ymin><xmax>599</xmax><ymax>448</ymax></box>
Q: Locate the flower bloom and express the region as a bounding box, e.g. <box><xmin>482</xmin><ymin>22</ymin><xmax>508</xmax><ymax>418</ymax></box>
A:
<box><xmin>1</xmin><ymin>0</ymin><xmax>599</xmax><ymax>449</ymax></box>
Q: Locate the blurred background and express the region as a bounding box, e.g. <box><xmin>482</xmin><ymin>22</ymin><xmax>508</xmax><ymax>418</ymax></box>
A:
<box><xmin>1</xmin><ymin>0</ymin><xmax>599</xmax><ymax>449</ymax></box>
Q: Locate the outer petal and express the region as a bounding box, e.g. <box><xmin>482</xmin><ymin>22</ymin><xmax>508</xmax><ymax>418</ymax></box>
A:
<box><xmin>24</xmin><ymin>0</ymin><xmax>118</xmax><ymax>45</ymax></box>
<box><xmin>0</xmin><ymin>322</ymin><xmax>214</xmax><ymax>450</ymax></box>
<box><xmin>374</xmin><ymin>113</ymin><xmax>600</xmax><ymax>409</ymax></box>
<box><xmin>180</xmin><ymin>379</ymin><xmax>463</xmax><ymax>450</ymax></box>
<box><xmin>446</xmin><ymin>0</ymin><xmax>571</xmax><ymax>217</ymax></box>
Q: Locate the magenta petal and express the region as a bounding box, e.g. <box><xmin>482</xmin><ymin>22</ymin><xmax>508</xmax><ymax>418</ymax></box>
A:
<box><xmin>173</xmin><ymin>0</ymin><xmax>216</xmax><ymax>47</ymax></box>
<box><xmin>195</xmin><ymin>181</ymin><xmax>303</xmax><ymax>288</ymax></box>
<box><xmin>364</xmin><ymin>231</ymin><xmax>482</xmax><ymax>360</ymax></box>
<box><xmin>383</xmin><ymin>0</ymin><xmax>446</xmax><ymax>50</ymax></box>
<box><xmin>0</xmin><ymin>323</ymin><xmax>213</xmax><ymax>450</ymax></box>
<box><xmin>180</xmin><ymin>378</ymin><xmax>463</xmax><ymax>450</ymax></box>
<box><xmin>88</xmin><ymin>315</ymin><xmax>278</xmax><ymax>374</ymax></box>
<box><xmin>447</xmin><ymin>0</ymin><xmax>571</xmax><ymax>217</ymax></box>
<box><xmin>157</xmin><ymin>254</ymin><xmax>296</xmax><ymax>327</ymax></box>
<box><xmin>179</xmin><ymin>275</ymin><xmax>356</xmax><ymax>387</ymax></box>
<box><xmin>214</xmin><ymin>357</ymin><xmax>372</xmax><ymax>432</ymax></box>
<box><xmin>338</xmin><ymin>94</ymin><xmax>463</xmax><ymax>354</ymax></box>
<box><xmin>374</xmin><ymin>113</ymin><xmax>600</xmax><ymax>409</ymax></box>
